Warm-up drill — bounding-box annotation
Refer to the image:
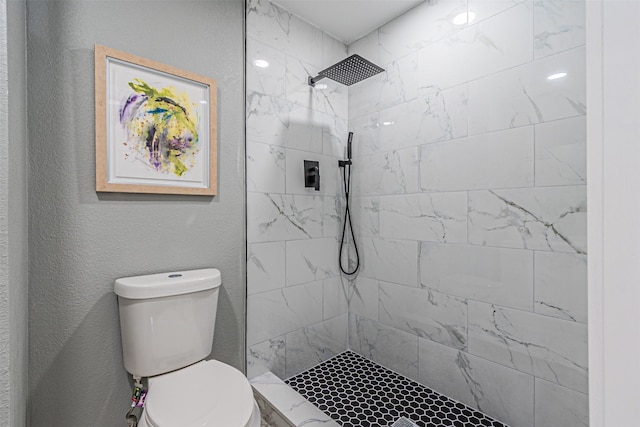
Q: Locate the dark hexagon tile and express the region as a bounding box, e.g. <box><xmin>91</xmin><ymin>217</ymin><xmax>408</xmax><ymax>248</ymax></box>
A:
<box><xmin>285</xmin><ymin>351</ymin><xmax>508</xmax><ymax>427</ymax></box>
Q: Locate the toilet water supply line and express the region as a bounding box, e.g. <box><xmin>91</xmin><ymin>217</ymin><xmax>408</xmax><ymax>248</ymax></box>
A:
<box><xmin>125</xmin><ymin>376</ymin><xmax>146</xmax><ymax>427</ymax></box>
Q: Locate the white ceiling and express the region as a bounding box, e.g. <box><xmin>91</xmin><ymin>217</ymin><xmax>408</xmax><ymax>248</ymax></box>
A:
<box><xmin>272</xmin><ymin>0</ymin><xmax>425</xmax><ymax>45</ymax></box>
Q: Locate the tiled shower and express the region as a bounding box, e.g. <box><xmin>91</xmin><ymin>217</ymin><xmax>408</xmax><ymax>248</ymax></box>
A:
<box><xmin>246</xmin><ymin>0</ymin><xmax>587</xmax><ymax>426</ymax></box>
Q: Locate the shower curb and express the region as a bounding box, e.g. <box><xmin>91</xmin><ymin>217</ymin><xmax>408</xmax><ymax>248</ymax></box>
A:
<box><xmin>250</xmin><ymin>371</ymin><xmax>340</xmax><ymax>427</ymax></box>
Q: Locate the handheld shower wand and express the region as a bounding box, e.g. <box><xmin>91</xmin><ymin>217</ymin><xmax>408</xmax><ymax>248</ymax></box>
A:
<box><xmin>339</xmin><ymin>132</ymin><xmax>359</xmax><ymax>276</ymax></box>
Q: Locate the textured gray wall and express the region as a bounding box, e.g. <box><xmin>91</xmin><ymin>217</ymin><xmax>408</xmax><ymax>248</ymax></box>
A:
<box><xmin>0</xmin><ymin>0</ymin><xmax>10</xmax><ymax>422</ymax></box>
<box><xmin>26</xmin><ymin>1</ymin><xmax>245</xmax><ymax>426</ymax></box>
<box><xmin>1</xmin><ymin>0</ymin><xmax>29</xmax><ymax>425</ymax></box>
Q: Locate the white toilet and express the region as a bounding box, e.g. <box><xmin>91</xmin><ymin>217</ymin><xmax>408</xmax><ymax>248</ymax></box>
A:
<box><xmin>115</xmin><ymin>268</ymin><xmax>260</xmax><ymax>427</ymax></box>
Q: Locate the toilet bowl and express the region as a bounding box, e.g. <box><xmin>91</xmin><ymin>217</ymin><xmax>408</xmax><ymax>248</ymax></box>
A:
<box><xmin>137</xmin><ymin>360</ymin><xmax>260</xmax><ymax>427</ymax></box>
<box><xmin>114</xmin><ymin>269</ymin><xmax>260</xmax><ymax>427</ymax></box>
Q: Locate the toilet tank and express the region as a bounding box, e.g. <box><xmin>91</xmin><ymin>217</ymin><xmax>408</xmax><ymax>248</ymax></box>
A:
<box><xmin>114</xmin><ymin>268</ymin><xmax>222</xmax><ymax>377</ymax></box>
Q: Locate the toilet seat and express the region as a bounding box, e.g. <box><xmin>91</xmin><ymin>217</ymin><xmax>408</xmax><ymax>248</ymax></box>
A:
<box><xmin>143</xmin><ymin>360</ymin><xmax>256</xmax><ymax>427</ymax></box>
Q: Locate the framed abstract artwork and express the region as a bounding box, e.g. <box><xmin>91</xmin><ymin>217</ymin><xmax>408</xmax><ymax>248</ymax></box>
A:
<box><xmin>95</xmin><ymin>44</ymin><xmax>217</xmax><ymax>195</ymax></box>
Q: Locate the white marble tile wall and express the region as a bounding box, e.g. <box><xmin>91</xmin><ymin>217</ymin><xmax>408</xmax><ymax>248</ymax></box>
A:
<box><xmin>344</xmin><ymin>1</ymin><xmax>587</xmax><ymax>426</ymax></box>
<box><xmin>248</xmin><ymin>0</ymin><xmax>588</xmax><ymax>425</ymax></box>
<box><xmin>379</xmin><ymin>282</ymin><xmax>467</xmax><ymax>350</ymax></box>
<box><xmin>348</xmin><ymin>313</ymin><xmax>419</xmax><ymax>379</ymax></box>
<box><xmin>418</xmin><ymin>338</ymin><xmax>535</xmax><ymax>427</ymax></box>
<box><xmin>246</xmin><ymin>0</ymin><xmax>349</xmax><ymax>379</ymax></box>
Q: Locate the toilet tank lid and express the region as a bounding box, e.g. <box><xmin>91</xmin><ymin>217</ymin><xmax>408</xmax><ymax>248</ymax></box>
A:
<box><xmin>114</xmin><ymin>268</ymin><xmax>221</xmax><ymax>299</ymax></box>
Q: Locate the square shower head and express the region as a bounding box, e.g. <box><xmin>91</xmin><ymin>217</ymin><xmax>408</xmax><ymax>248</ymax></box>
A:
<box><xmin>309</xmin><ymin>54</ymin><xmax>385</xmax><ymax>86</ymax></box>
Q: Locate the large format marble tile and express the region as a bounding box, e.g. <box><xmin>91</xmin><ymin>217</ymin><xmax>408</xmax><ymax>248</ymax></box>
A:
<box><xmin>378</xmin><ymin>86</ymin><xmax>468</xmax><ymax>151</ymax></box>
<box><xmin>378</xmin><ymin>53</ymin><xmax>418</xmax><ymax>111</ymax></box>
<box><xmin>349</xmin><ymin>53</ymin><xmax>418</xmax><ymax>119</ymax></box>
<box><xmin>379</xmin><ymin>192</ymin><xmax>467</xmax><ymax>243</ymax></box>
<box><xmin>347</xmin><ymin>30</ymin><xmax>379</xmax><ymax>65</ymax></box>
<box><xmin>420</xmin><ymin>126</ymin><xmax>534</xmax><ymax>191</ymax></box>
<box><xmin>250</xmin><ymin>372</ymin><xmax>340</xmax><ymax>427</ymax></box>
<box><xmin>469</xmin><ymin>0</ymin><xmax>529</xmax><ymax>24</ymax></box>
<box><xmin>347</xmin><ymin>276</ymin><xmax>379</xmax><ymax>321</ymax></box>
<box><xmin>378</xmin><ymin>0</ymin><xmax>467</xmax><ymax>65</ymax></box>
<box><xmin>348</xmin><ymin>113</ymin><xmax>380</xmax><ymax>158</ymax></box>
<box><xmin>348</xmin><ymin>313</ymin><xmax>419</xmax><ymax>380</ymax></box>
<box><xmin>468</xmin><ymin>301</ymin><xmax>588</xmax><ymax>393</ymax></box>
<box><xmin>379</xmin><ymin>282</ymin><xmax>468</xmax><ymax>350</ymax></box>
<box><xmin>247</xmin><ymin>336</ymin><xmax>286</xmax><ymax>379</ymax></box>
<box><xmin>416</xmin><ymin>86</ymin><xmax>469</xmax><ymax>144</ymax></box>
<box><xmin>347</xmin><ymin>73</ymin><xmax>384</xmax><ymax>120</ymax></box>
<box><xmin>248</xmin><ymin>241</ymin><xmax>286</xmax><ymax>295</ymax></box>
<box><xmin>534</xmin><ymin>0</ymin><xmax>586</xmax><ymax>59</ymax></box>
<box><xmin>285</xmin><ymin>56</ymin><xmax>324</xmax><ymax>113</ymax></box>
<box><xmin>468</xmin><ymin>47</ymin><xmax>585</xmax><ymax>135</ymax></box>
<box><xmin>285</xmin><ymin>238</ymin><xmax>338</xmax><ymax>286</ymax></box>
<box><xmin>246</xmin><ymin>0</ymin><xmax>323</xmax><ymax>68</ymax></box>
<box><xmin>247</xmin><ymin>193</ymin><xmax>323</xmax><ymax>243</ymax></box>
<box><xmin>322</xmin><ymin>32</ymin><xmax>348</xmax><ymax>70</ymax></box>
<box><xmin>468</xmin><ymin>185</ymin><xmax>587</xmax><ymax>254</ymax></box>
<box><xmin>246</xmin><ymin>93</ymin><xmax>324</xmax><ymax>152</ymax></box>
<box><xmin>535</xmin><ymin>116</ymin><xmax>586</xmax><ymax>186</ymax></box>
<box><xmin>420</xmin><ymin>242</ymin><xmax>534</xmax><ymax>311</ymax></box>
<box><xmin>286</xmin><ymin>57</ymin><xmax>349</xmax><ymax>121</ymax></box>
<box><xmin>355</xmin><ymin>147</ymin><xmax>420</xmax><ymax>196</ymax></box>
<box><xmin>247</xmin><ymin>141</ymin><xmax>285</xmax><ymax>194</ymax></box>
<box><xmin>246</xmin><ymin>38</ymin><xmax>287</xmax><ymax>98</ymax></box>
<box><xmin>322</xmin><ymin>196</ymin><xmax>343</xmax><ymax>238</ymax></box>
<box><xmin>322</xmin><ymin>277</ymin><xmax>348</xmax><ymax>320</ymax></box>
<box><xmin>535</xmin><ymin>378</ymin><xmax>589</xmax><ymax>427</ymax></box>
<box><xmin>418</xmin><ymin>338</ymin><xmax>534</xmax><ymax>427</ymax></box>
<box><xmin>247</xmin><ymin>282</ymin><xmax>323</xmax><ymax>346</ymax></box>
<box><xmin>418</xmin><ymin>2</ymin><xmax>533</xmax><ymax>92</ymax></box>
<box><xmin>360</xmin><ymin>237</ymin><xmax>419</xmax><ymax>287</ymax></box>
<box><xmin>351</xmin><ymin>196</ymin><xmax>379</xmax><ymax>238</ymax></box>
<box><xmin>534</xmin><ymin>251</ymin><xmax>587</xmax><ymax>323</ymax></box>
<box><xmin>322</xmin><ymin>114</ymin><xmax>348</xmax><ymax>158</ymax></box>
<box><xmin>285</xmin><ymin>315</ymin><xmax>348</xmax><ymax>378</ymax></box>
<box><xmin>246</xmin><ymin>0</ymin><xmax>292</xmax><ymax>52</ymax></box>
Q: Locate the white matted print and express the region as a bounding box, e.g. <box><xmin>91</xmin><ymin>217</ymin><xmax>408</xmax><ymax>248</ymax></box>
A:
<box><xmin>95</xmin><ymin>44</ymin><xmax>217</xmax><ymax>195</ymax></box>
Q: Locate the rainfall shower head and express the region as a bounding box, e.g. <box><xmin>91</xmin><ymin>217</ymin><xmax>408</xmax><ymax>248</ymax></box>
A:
<box><xmin>308</xmin><ymin>54</ymin><xmax>385</xmax><ymax>87</ymax></box>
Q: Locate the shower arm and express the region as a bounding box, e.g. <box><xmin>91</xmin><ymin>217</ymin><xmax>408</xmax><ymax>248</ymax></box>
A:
<box><xmin>308</xmin><ymin>75</ymin><xmax>326</xmax><ymax>87</ymax></box>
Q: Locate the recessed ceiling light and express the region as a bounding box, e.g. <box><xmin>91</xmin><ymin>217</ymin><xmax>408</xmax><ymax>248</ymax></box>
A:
<box><xmin>452</xmin><ymin>11</ymin><xmax>476</xmax><ymax>25</ymax></box>
<box><xmin>253</xmin><ymin>59</ymin><xmax>269</xmax><ymax>68</ymax></box>
<box><xmin>547</xmin><ymin>72</ymin><xmax>568</xmax><ymax>80</ymax></box>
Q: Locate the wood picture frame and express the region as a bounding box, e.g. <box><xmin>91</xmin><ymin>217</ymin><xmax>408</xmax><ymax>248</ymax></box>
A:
<box><xmin>95</xmin><ymin>44</ymin><xmax>217</xmax><ymax>195</ymax></box>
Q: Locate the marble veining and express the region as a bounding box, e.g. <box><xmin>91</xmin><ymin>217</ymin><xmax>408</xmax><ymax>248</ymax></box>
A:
<box><xmin>468</xmin><ymin>186</ymin><xmax>587</xmax><ymax>254</ymax></box>
<box><xmin>533</xmin><ymin>0</ymin><xmax>586</xmax><ymax>59</ymax></box>
<box><xmin>247</xmin><ymin>1</ymin><xmax>588</xmax><ymax>425</ymax></box>
<box><xmin>248</xmin><ymin>193</ymin><xmax>324</xmax><ymax>243</ymax></box>
<box><xmin>419</xmin><ymin>338</ymin><xmax>534</xmax><ymax>427</ymax></box>
<box><xmin>248</xmin><ymin>336</ymin><xmax>286</xmax><ymax>380</ymax></box>
<box><xmin>349</xmin><ymin>313</ymin><xmax>419</xmax><ymax>380</ymax></box>
<box><xmin>468</xmin><ymin>301</ymin><xmax>588</xmax><ymax>393</ymax></box>
<box><xmin>284</xmin><ymin>315</ymin><xmax>347</xmax><ymax>377</ymax></box>
<box><xmin>379</xmin><ymin>192</ymin><xmax>468</xmax><ymax>243</ymax></box>
<box><xmin>379</xmin><ymin>282</ymin><xmax>468</xmax><ymax>350</ymax></box>
<box><xmin>251</xmin><ymin>372</ymin><xmax>340</xmax><ymax>427</ymax></box>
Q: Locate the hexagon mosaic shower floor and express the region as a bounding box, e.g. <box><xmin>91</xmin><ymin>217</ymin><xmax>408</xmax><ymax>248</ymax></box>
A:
<box><xmin>285</xmin><ymin>351</ymin><xmax>508</xmax><ymax>427</ymax></box>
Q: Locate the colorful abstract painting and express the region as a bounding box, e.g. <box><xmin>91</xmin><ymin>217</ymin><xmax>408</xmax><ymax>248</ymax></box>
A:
<box><xmin>120</xmin><ymin>79</ymin><xmax>200</xmax><ymax>177</ymax></box>
<box><xmin>95</xmin><ymin>45</ymin><xmax>217</xmax><ymax>195</ymax></box>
